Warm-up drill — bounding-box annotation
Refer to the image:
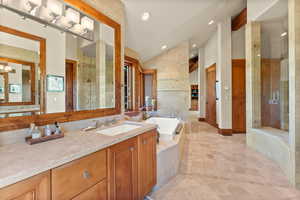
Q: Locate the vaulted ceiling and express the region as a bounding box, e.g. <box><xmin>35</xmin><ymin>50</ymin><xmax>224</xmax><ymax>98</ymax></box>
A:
<box><xmin>122</xmin><ymin>0</ymin><xmax>246</xmax><ymax>62</ymax></box>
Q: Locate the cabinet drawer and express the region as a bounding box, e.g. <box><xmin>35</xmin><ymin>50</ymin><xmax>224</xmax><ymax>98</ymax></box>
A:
<box><xmin>52</xmin><ymin>150</ymin><xmax>107</xmax><ymax>200</ymax></box>
<box><xmin>72</xmin><ymin>179</ymin><xmax>107</xmax><ymax>200</ymax></box>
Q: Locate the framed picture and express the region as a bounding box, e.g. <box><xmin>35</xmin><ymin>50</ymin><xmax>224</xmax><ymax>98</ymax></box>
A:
<box><xmin>47</xmin><ymin>75</ymin><xmax>64</xmax><ymax>92</ymax></box>
<box><xmin>9</xmin><ymin>84</ymin><xmax>21</xmax><ymax>93</ymax></box>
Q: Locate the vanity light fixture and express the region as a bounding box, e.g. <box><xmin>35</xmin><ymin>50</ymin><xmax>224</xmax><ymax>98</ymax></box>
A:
<box><xmin>65</xmin><ymin>7</ymin><xmax>80</xmax><ymax>25</ymax></box>
<box><xmin>81</xmin><ymin>16</ymin><xmax>94</xmax><ymax>32</ymax></box>
<box><xmin>141</xmin><ymin>12</ymin><xmax>150</xmax><ymax>21</ymax></box>
<box><xmin>4</xmin><ymin>66</ymin><xmax>12</xmax><ymax>72</ymax></box>
<box><xmin>281</xmin><ymin>32</ymin><xmax>287</xmax><ymax>37</ymax></box>
<box><xmin>25</xmin><ymin>0</ymin><xmax>42</xmax><ymax>15</ymax></box>
<box><xmin>0</xmin><ymin>65</ymin><xmax>4</xmax><ymax>70</ymax></box>
<box><xmin>161</xmin><ymin>45</ymin><xmax>167</xmax><ymax>50</ymax></box>
<box><xmin>192</xmin><ymin>44</ymin><xmax>197</xmax><ymax>48</ymax></box>
<box><xmin>56</xmin><ymin>15</ymin><xmax>71</xmax><ymax>28</ymax></box>
<box><xmin>208</xmin><ymin>20</ymin><xmax>214</xmax><ymax>25</ymax></box>
<box><xmin>48</xmin><ymin>0</ymin><xmax>63</xmax><ymax>16</ymax></box>
<box><xmin>39</xmin><ymin>6</ymin><xmax>53</xmax><ymax>21</ymax></box>
<box><xmin>69</xmin><ymin>24</ymin><xmax>85</xmax><ymax>35</ymax></box>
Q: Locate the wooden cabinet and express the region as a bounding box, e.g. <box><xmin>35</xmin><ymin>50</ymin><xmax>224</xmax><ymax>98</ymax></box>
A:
<box><xmin>0</xmin><ymin>171</ymin><xmax>50</xmax><ymax>200</ymax></box>
<box><xmin>138</xmin><ymin>130</ymin><xmax>157</xmax><ymax>200</ymax></box>
<box><xmin>0</xmin><ymin>129</ymin><xmax>157</xmax><ymax>200</ymax></box>
<box><xmin>108</xmin><ymin>137</ymin><xmax>138</xmax><ymax>200</ymax></box>
<box><xmin>72</xmin><ymin>180</ymin><xmax>107</xmax><ymax>200</ymax></box>
<box><xmin>51</xmin><ymin>150</ymin><xmax>107</xmax><ymax>200</ymax></box>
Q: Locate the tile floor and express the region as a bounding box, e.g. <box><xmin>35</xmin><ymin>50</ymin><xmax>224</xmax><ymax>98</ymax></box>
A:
<box><xmin>150</xmin><ymin>119</ymin><xmax>300</xmax><ymax>200</ymax></box>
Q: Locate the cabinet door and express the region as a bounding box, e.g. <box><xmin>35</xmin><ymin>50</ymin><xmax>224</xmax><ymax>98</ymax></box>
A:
<box><xmin>108</xmin><ymin>137</ymin><xmax>138</xmax><ymax>200</ymax></box>
<box><xmin>138</xmin><ymin>130</ymin><xmax>157</xmax><ymax>199</ymax></box>
<box><xmin>72</xmin><ymin>180</ymin><xmax>107</xmax><ymax>200</ymax></box>
<box><xmin>0</xmin><ymin>171</ymin><xmax>50</xmax><ymax>200</ymax></box>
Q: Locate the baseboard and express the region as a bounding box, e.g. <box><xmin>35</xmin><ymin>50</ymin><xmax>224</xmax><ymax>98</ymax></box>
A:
<box><xmin>218</xmin><ymin>129</ymin><xmax>233</xmax><ymax>136</ymax></box>
<box><xmin>198</xmin><ymin>118</ymin><xmax>206</xmax><ymax>122</ymax></box>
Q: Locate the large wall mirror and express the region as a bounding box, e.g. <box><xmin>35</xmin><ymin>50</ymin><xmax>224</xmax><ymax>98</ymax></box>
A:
<box><xmin>0</xmin><ymin>0</ymin><xmax>121</xmax><ymax>131</ymax></box>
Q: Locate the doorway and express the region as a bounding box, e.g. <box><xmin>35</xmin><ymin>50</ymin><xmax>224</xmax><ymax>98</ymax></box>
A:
<box><xmin>142</xmin><ymin>69</ymin><xmax>157</xmax><ymax>111</ymax></box>
<box><xmin>206</xmin><ymin>64</ymin><xmax>217</xmax><ymax>127</ymax></box>
<box><xmin>232</xmin><ymin>59</ymin><xmax>246</xmax><ymax>133</ymax></box>
<box><xmin>65</xmin><ymin>59</ymin><xmax>77</xmax><ymax>112</ymax></box>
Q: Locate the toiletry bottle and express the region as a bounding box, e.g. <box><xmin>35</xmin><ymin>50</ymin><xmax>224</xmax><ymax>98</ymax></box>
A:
<box><xmin>45</xmin><ymin>125</ymin><xmax>52</xmax><ymax>136</ymax></box>
<box><xmin>32</xmin><ymin>127</ymin><xmax>41</xmax><ymax>139</ymax></box>
<box><xmin>54</xmin><ymin>122</ymin><xmax>62</xmax><ymax>135</ymax></box>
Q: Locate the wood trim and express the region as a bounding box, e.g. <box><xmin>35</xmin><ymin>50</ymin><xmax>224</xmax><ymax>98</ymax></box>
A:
<box><xmin>142</xmin><ymin>69</ymin><xmax>157</xmax><ymax>111</ymax></box>
<box><xmin>232</xmin><ymin>8</ymin><xmax>247</xmax><ymax>31</ymax></box>
<box><xmin>218</xmin><ymin>129</ymin><xmax>233</xmax><ymax>136</ymax></box>
<box><xmin>65</xmin><ymin>59</ymin><xmax>77</xmax><ymax>112</ymax></box>
<box><xmin>0</xmin><ymin>72</ymin><xmax>9</xmax><ymax>103</ymax></box>
<box><xmin>0</xmin><ymin>57</ymin><xmax>36</xmax><ymax>106</ymax></box>
<box><xmin>0</xmin><ymin>0</ymin><xmax>122</xmax><ymax>132</ymax></box>
<box><xmin>125</xmin><ymin>56</ymin><xmax>143</xmax><ymax>111</ymax></box>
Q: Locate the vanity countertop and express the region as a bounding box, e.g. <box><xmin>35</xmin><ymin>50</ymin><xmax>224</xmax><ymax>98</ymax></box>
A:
<box><xmin>0</xmin><ymin>121</ymin><xmax>157</xmax><ymax>189</ymax></box>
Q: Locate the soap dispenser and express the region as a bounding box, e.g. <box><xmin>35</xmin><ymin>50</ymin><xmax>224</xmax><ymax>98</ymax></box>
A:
<box><xmin>54</xmin><ymin>122</ymin><xmax>62</xmax><ymax>135</ymax></box>
<box><xmin>29</xmin><ymin>123</ymin><xmax>41</xmax><ymax>139</ymax></box>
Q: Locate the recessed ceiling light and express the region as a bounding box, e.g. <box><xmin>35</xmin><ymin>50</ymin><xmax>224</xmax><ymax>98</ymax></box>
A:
<box><xmin>141</xmin><ymin>12</ymin><xmax>150</xmax><ymax>21</ymax></box>
<box><xmin>281</xmin><ymin>32</ymin><xmax>287</xmax><ymax>37</ymax></box>
<box><xmin>192</xmin><ymin>44</ymin><xmax>197</xmax><ymax>48</ymax></box>
<box><xmin>161</xmin><ymin>45</ymin><xmax>167</xmax><ymax>50</ymax></box>
<box><xmin>208</xmin><ymin>20</ymin><xmax>214</xmax><ymax>25</ymax></box>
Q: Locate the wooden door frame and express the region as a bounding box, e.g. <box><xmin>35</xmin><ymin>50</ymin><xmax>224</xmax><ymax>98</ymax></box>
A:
<box><xmin>125</xmin><ymin>56</ymin><xmax>143</xmax><ymax>111</ymax></box>
<box><xmin>205</xmin><ymin>64</ymin><xmax>217</xmax><ymax>128</ymax></box>
<box><xmin>65</xmin><ymin>59</ymin><xmax>77</xmax><ymax>112</ymax></box>
<box><xmin>0</xmin><ymin>72</ymin><xmax>9</xmax><ymax>103</ymax></box>
<box><xmin>232</xmin><ymin>59</ymin><xmax>246</xmax><ymax>133</ymax></box>
<box><xmin>142</xmin><ymin>69</ymin><xmax>157</xmax><ymax>111</ymax></box>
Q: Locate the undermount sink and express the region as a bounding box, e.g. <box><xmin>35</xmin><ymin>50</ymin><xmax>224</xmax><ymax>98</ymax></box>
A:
<box><xmin>96</xmin><ymin>124</ymin><xmax>141</xmax><ymax>136</ymax></box>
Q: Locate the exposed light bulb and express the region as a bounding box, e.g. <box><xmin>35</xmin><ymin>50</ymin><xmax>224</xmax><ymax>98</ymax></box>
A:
<box><xmin>141</xmin><ymin>12</ymin><xmax>150</xmax><ymax>21</ymax></box>
<box><xmin>208</xmin><ymin>20</ymin><xmax>214</xmax><ymax>25</ymax></box>
<box><xmin>281</xmin><ymin>32</ymin><xmax>287</xmax><ymax>37</ymax></box>
<box><xmin>161</xmin><ymin>45</ymin><xmax>167</xmax><ymax>50</ymax></box>
<box><xmin>192</xmin><ymin>44</ymin><xmax>197</xmax><ymax>48</ymax></box>
<box><xmin>0</xmin><ymin>65</ymin><xmax>4</xmax><ymax>70</ymax></box>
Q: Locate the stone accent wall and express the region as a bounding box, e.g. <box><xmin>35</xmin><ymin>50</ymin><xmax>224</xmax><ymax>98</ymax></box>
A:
<box><xmin>143</xmin><ymin>42</ymin><xmax>190</xmax><ymax>119</ymax></box>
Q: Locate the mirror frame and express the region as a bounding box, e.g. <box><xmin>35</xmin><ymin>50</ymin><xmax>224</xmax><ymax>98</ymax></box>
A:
<box><xmin>0</xmin><ymin>0</ymin><xmax>121</xmax><ymax>131</ymax></box>
<box><xmin>0</xmin><ymin>57</ymin><xmax>36</xmax><ymax>106</ymax></box>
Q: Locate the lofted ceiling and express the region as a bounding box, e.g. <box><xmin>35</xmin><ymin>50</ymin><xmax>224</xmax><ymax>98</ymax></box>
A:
<box><xmin>122</xmin><ymin>0</ymin><xmax>246</xmax><ymax>62</ymax></box>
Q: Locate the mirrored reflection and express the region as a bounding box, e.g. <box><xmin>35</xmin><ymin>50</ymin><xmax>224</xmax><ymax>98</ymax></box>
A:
<box><xmin>0</xmin><ymin>5</ymin><xmax>116</xmax><ymax>119</ymax></box>
<box><xmin>66</xmin><ymin>23</ymin><xmax>115</xmax><ymax>111</ymax></box>
<box><xmin>261</xmin><ymin>10</ymin><xmax>289</xmax><ymax>131</ymax></box>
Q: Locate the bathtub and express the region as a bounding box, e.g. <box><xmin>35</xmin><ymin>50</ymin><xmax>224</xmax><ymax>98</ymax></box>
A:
<box><xmin>145</xmin><ymin>117</ymin><xmax>181</xmax><ymax>141</ymax></box>
<box><xmin>145</xmin><ymin>117</ymin><xmax>186</xmax><ymax>191</ymax></box>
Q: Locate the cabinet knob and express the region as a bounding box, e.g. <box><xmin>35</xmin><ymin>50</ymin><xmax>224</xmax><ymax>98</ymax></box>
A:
<box><xmin>143</xmin><ymin>140</ymin><xmax>147</xmax><ymax>145</ymax></box>
<box><xmin>129</xmin><ymin>147</ymin><xmax>134</xmax><ymax>151</ymax></box>
<box><xmin>83</xmin><ymin>170</ymin><xmax>91</xmax><ymax>179</ymax></box>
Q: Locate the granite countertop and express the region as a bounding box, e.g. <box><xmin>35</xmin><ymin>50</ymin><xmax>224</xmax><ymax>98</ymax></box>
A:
<box><xmin>0</xmin><ymin>121</ymin><xmax>157</xmax><ymax>189</ymax></box>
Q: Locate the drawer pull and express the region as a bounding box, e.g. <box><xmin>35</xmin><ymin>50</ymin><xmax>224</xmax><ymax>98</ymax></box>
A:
<box><xmin>143</xmin><ymin>140</ymin><xmax>147</xmax><ymax>145</ymax></box>
<box><xmin>83</xmin><ymin>170</ymin><xmax>91</xmax><ymax>179</ymax></box>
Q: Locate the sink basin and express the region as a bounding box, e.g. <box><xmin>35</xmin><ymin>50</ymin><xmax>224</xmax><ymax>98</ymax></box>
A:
<box><xmin>97</xmin><ymin>124</ymin><xmax>141</xmax><ymax>136</ymax></box>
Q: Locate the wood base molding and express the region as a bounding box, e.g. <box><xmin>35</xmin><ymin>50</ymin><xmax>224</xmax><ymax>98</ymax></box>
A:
<box><xmin>198</xmin><ymin>118</ymin><xmax>206</xmax><ymax>122</ymax></box>
<box><xmin>218</xmin><ymin>129</ymin><xmax>233</xmax><ymax>136</ymax></box>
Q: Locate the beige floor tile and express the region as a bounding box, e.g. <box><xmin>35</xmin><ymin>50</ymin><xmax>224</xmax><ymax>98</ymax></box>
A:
<box><xmin>150</xmin><ymin>121</ymin><xmax>300</xmax><ymax>200</ymax></box>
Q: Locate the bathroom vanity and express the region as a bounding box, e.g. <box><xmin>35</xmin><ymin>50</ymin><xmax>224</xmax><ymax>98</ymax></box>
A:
<box><xmin>0</xmin><ymin>122</ymin><xmax>157</xmax><ymax>200</ymax></box>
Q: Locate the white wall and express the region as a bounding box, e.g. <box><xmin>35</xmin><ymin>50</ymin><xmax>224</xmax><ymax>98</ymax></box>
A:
<box><xmin>247</xmin><ymin>0</ymin><xmax>280</xmax><ymax>21</ymax></box>
<box><xmin>204</xmin><ymin>32</ymin><xmax>218</xmax><ymax>68</ymax></box>
<box><xmin>232</xmin><ymin>26</ymin><xmax>246</xmax><ymax>59</ymax></box>
<box><xmin>189</xmin><ymin>68</ymin><xmax>198</xmax><ymax>85</ymax></box>
<box><xmin>0</xmin><ymin>9</ymin><xmax>66</xmax><ymax>113</ymax></box>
